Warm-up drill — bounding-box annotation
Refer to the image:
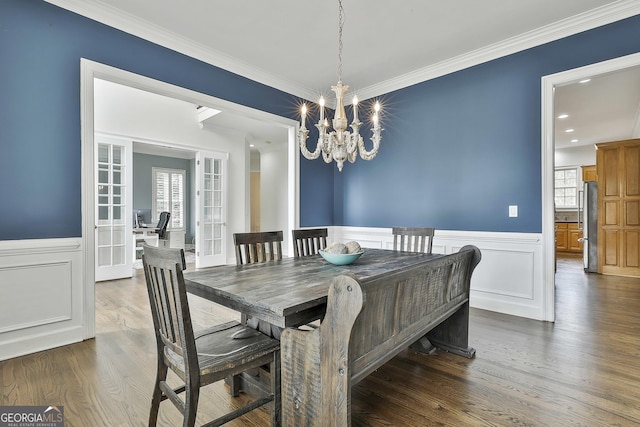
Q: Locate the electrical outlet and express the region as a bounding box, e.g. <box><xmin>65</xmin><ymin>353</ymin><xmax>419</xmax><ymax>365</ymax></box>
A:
<box><xmin>509</xmin><ymin>205</ymin><xmax>518</xmax><ymax>217</ymax></box>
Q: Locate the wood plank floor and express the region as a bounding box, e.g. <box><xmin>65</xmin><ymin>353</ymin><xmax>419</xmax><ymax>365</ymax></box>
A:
<box><xmin>2</xmin><ymin>254</ymin><xmax>639</xmax><ymax>426</ymax></box>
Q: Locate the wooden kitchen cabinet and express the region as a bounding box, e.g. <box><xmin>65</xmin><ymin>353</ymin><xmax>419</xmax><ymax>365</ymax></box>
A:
<box><xmin>555</xmin><ymin>222</ymin><xmax>583</xmax><ymax>253</ymax></box>
<box><xmin>555</xmin><ymin>222</ymin><xmax>568</xmax><ymax>251</ymax></box>
<box><xmin>567</xmin><ymin>223</ymin><xmax>583</xmax><ymax>252</ymax></box>
<box><xmin>582</xmin><ymin>165</ymin><xmax>597</xmax><ymax>181</ymax></box>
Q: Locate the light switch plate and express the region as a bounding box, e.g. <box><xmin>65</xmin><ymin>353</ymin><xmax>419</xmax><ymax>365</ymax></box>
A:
<box><xmin>509</xmin><ymin>205</ymin><xmax>518</xmax><ymax>217</ymax></box>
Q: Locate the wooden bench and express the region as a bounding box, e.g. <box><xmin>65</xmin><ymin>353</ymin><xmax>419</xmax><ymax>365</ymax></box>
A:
<box><xmin>280</xmin><ymin>245</ymin><xmax>481</xmax><ymax>427</ymax></box>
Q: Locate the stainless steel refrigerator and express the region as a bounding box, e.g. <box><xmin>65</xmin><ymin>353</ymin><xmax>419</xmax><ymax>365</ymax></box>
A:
<box><xmin>580</xmin><ymin>181</ymin><xmax>598</xmax><ymax>273</ymax></box>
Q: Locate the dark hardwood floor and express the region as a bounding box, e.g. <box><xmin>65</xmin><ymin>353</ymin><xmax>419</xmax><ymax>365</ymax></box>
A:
<box><xmin>2</xmin><ymin>254</ymin><xmax>639</xmax><ymax>426</ymax></box>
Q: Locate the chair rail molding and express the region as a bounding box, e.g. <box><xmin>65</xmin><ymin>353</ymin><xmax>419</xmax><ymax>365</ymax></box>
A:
<box><xmin>0</xmin><ymin>238</ymin><xmax>84</xmax><ymax>361</ymax></box>
<box><xmin>330</xmin><ymin>226</ymin><xmax>546</xmax><ymax>321</ymax></box>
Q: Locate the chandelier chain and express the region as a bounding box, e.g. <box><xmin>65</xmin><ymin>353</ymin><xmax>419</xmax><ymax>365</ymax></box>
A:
<box><xmin>337</xmin><ymin>0</ymin><xmax>344</xmax><ymax>83</ymax></box>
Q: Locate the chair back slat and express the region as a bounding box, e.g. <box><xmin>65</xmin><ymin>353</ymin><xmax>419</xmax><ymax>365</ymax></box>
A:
<box><xmin>142</xmin><ymin>245</ymin><xmax>194</xmax><ymax>362</ymax></box>
<box><xmin>161</xmin><ymin>271</ymin><xmax>183</xmax><ymax>354</ymax></box>
<box><xmin>234</xmin><ymin>231</ymin><xmax>283</xmax><ymax>264</ymax></box>
<box><xmin>153</xmin><ymin>268</ymin><xmax>177</xmax><ymax>348</ymax></box>
<box><xmin>392</xmin><ymin>227</ymin><xmax>435</xmax><ymax>254</ymax></box>
<box><xmin>292</xmin><ymin>228</ymin><xmax>328</xmax><ymax>257</ymax></box>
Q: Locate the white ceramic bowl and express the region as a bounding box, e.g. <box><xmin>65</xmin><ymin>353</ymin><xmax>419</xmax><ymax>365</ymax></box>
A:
<box><xmin>318</xmin><ymin>249</ymin><xmax>364</xmax><ymax>265</ymax></box>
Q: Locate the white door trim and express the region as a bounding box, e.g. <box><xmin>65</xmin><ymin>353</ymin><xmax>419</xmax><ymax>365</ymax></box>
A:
<box><xmin>80</xmin><ymin>58</ymin><xmax>300</xmax><ymax>338</ymax></box>
<box><xmin>541</xmin><ymin>51</ymin><xmax>640</xmax><ymax>322</ymax></box>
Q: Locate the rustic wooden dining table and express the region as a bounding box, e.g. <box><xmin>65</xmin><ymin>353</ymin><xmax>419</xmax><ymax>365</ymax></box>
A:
<box><xmin>183</xmin><ymin>248</ymin><xmax>444</xmax><ymax>329</ymax></box>
<box><xmin>183</xmin><ymin>248</ymin><xmax>456</xmax><ymax>425</ymax></box>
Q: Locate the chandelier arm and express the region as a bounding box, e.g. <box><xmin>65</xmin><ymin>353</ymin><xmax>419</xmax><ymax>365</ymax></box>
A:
<box><xmin>357</xmin><ymin>126</ymin><xmax>383</xmax><ymax>161</ymax></box>
<box><xmin>345</xmin><ymin>131</ymin><xmax>358</xmax><ymax>154</ymax></box>
<box><xmin>320</xmin><ymin>131</ymin><xmax>334</xmax><ymax>164</ymax></box>
<box><xmin>323</xmin><ymin>130</ymin><xmax>335</xmax><ymax>154</ymax></box>
<box><xmin>348</xmin><ymin>121</ymin><xmax>361</xmax><ymax>155</ymax></box>
<box><xmin>347</xmin><ymin>141</ymin><xmax>358</xmax><ymax>163</ymax></box>
<box><xmin>298</xmin><ymin>127</ymin><xmax>322</xmax><ymax>159</ymax></box>
<box><xmin>322</xmin><ymin>148</ymin><xmax>333</xmax><ymax>164</ymax></box>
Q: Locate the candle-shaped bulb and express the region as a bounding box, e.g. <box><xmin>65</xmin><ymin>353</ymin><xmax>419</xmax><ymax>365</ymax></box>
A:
<box><xmin>319</xmin><ymin>96</ymin><xmax>325</xmax><ymax>122</ymax></box>
<box><xmin>352</xmin><ymin>96</ymin><xmax>359</xmax><ymax>122</ymax></box>
<box><xmin>301</xmin><ymin>104</ymin><xmax>307</xmax><ymax>128</ymax></box>
<box><xmin>373</xmin><ymin>113</ymin><xmax>379</xmax><ymax>126</ymax></box>
<box><xmin>374</xmin><ymin>101</ymin><xmax>381</xmax><ymax>113</ymax></box>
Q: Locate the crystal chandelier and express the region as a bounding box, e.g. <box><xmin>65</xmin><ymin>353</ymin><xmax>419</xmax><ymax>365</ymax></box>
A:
<box><xmin>298</xmin><ymin>0</ymin><xmax>382</xmax><ymax>172</ymax></box>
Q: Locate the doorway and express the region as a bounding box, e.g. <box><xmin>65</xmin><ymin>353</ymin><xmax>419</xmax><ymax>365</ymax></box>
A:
<box><xmin>81</xmin><ymin>59</ymin><xmax>299</xmax><ymax>338</ymax></box>
<box><xmin>542</xmin><ymin>51</ymin><xmax>640</xmax><ymax>322</ymax></box>
<box><xmin>249</xmin><ymin>146</ymin><xmax>290</xmax><ymax>235</ymax></box>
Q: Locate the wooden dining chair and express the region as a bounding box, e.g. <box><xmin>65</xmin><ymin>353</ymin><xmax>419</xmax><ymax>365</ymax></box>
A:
<box><xmin>292</xmin><ymin>228</ymin><xmax>328</xmax><ymax>257</ymax></box>
<box><xmin>142</xmin><ymin>244</ymin><xmax>281</xmax><ymax>427</ymax></box>
<box><xmin>234</xmin><ymin>231</ymin><xmax>283</xmax><ymax>264</ymax></box>
<box><xmin>233</xmin><ymin>231</ymin><xmax>285</xmax><ymax>337</ymax></box>
<box><xmin>392</xmin><ymin>227</ymin><xmax>435</xmax><ymax>254</ymax></box>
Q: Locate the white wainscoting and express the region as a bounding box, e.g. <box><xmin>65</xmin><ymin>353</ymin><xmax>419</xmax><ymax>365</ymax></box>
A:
<box><xmin>0</xmin><ymin>228</ymin><xmax>546</xmax><ymax>361</ymax></box>
<box><xmin>330</xmin><ymin>226</ymin><xmax>547</xmax><ymax>321</ymax></box>
<box><xmin>0</xmin><ymin>238</ymin><xmax>84</xmax><ymax>361</ymax></box>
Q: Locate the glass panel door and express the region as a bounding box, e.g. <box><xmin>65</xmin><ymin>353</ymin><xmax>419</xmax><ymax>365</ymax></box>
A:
<box><xmin>95</xmin><ymin>136</ymin><xmax>133</xmax><ymax>281</ymax></box>
<box><xmin>196</xmin><ymin>151</ymin><xmax>227</xmax><ymax>268</ymax></box>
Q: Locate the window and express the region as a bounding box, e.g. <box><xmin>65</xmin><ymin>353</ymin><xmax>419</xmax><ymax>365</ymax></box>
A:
<box><xmin>152</xmin><ymin>167</ymin><xmax>185</xmax><ymax>229</ymax></box>
<box><xmin>554</xmin><ymin>167</ymin><xmax>579</xmax><ymax>208</ymax></box>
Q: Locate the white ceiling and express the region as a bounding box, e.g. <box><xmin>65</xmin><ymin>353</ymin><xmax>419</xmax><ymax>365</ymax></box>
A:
<box><xmin>199</xmin><ymin>107</ymin><xmax>290</xmax><ymax>153</ymax></box>
<box><xmin>50</xmin><ymin>0</ymin><xmax>640</xmax><ymax>151</ymax></box>
<box><xmin>554</xmin><ymin>66</ymin><xmax>640</xmax><ymax>149</ymax></box>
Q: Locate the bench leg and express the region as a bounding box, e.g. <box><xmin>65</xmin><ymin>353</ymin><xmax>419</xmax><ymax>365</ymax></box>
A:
<box><xmin>410</xmin><ymin>337</ymin><xmax>437</xmax><ymax>355</ymax></box>
<box><xmin>425</xmin><ymin>302</ymin><xmax>476</xmax><ymax>358</ymax></box>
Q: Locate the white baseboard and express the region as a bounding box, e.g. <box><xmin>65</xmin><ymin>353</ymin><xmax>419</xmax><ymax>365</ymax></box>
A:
<box><xmin>330</xmin><ymin>226</ymin><xmax>547</xmax><ymax>321</ymax></box>
<box><xmin>0</xmin><ymin>238</ymin><xmax>84</xmax><ymax>361</ymax></box>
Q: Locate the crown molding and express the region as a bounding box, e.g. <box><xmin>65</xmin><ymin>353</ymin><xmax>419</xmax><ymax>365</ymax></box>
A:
<box><xmin>44</xmin><ymin>0</ymin><xmax>316</xmax><ymax>100</ymax></box>
<box><xmin>46</xmin><ymin>0</ymin><xmax>640</xmax><ymax>103</ymax></box>
<box><xmin>357</xmin><ymin>0</ymin><xmax>640</xmax><ymax>100</ymax></box>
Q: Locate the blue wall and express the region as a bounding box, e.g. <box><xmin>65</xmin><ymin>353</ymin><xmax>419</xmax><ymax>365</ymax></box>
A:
<box><xmin>1</xmin><ymin>1</ymin><xmax>639</xmax><ymax>240</ymax></box>
<box><xmin>333</xmin><ymin>15</ymin><xmax>640</xmax><ymax>233</ymax></box>
<box><xmin>0</xmin><ymin>0</ymin><xmax>333</xmax><ymax>240</ymax></box>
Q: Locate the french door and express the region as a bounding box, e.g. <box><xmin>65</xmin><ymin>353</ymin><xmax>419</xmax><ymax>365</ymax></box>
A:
<box><xmin>195</xmin><ymin>151</ymin><xmax>228</xmax><ymax>268</ymax></box>
<box><xmin>95</xmin><ymin>135</ymin><xmax>133</xmax><ymax>281</ymax></box>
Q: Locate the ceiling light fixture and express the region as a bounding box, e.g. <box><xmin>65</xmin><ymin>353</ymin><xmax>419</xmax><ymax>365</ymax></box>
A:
<box><xmin>565</xmin><ymin>129</ymin><xmax>575</xmax><ymax>133</ymax></box>
<box><xmin>297</xmin><ymin>0</ymin><xmax>382</xmax><ymax>171</ymax></box>
<box><xmin>557</xmin><ymin>114</ymin><xmax>569</xmax><ymax>119</ymax></box>
<box><xmin>579</xmin><ymin>78</ymin><xmax>591</xmax><ymax>83</ymax></box>
<box><xmin>571</xmin><ymin>139</ymin><xmax>578</xmax><ymax>143</ymax></box>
